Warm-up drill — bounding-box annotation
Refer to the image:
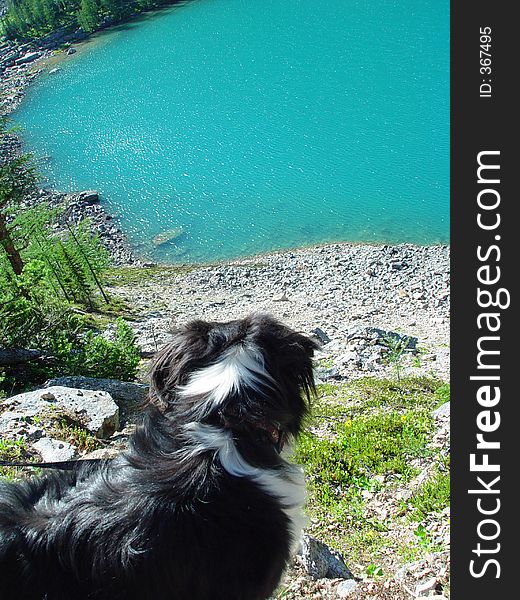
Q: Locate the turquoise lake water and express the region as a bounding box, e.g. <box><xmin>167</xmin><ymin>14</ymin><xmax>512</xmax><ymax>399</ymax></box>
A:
<box><xmin>16</xmin><ymin>0</ymin><xmax>449</xmax><ymax>263</ymax></box>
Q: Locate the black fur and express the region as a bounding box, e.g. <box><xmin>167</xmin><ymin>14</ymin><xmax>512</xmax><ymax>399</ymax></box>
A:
<box><xmin>0</xmin><ymin>314</ymin><xmax>317</xmax><ymax>600</ymax></box>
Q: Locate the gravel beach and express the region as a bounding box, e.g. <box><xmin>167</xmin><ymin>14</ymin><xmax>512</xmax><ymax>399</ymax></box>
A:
<box><xmin>114</xmin><ymin>242</ymin><xmax>450</xmax><ymax>382</ymax></box>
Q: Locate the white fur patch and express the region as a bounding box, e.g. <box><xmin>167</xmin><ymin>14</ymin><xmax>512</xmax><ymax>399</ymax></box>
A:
<box><xmin>178</xmin><ymin>345</ymin><xmax>274</xmax><ymax>411</ymax></box>
<box><xmin>182</xmin><ymin>423</ymin><xmax>306</xmax><ymax>552</ymax></box>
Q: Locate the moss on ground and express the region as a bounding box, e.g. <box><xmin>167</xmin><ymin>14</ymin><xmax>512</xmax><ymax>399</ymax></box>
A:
<box><xmin>103</xmin><ymin>265</ymin><xmax>193</xmax><ymax>287</ymax></box>
<box><xmin>293</xmin><ymin>377</ymin><xmax>450</xmax><ymax>568</ymax></box>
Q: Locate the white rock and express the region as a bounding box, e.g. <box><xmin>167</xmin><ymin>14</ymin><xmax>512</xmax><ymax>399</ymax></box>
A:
<box><xmin>33</xmin><ymin>437</ymin><xmax>77</xmax><ymax>462</ymax></box>
<box><xmin>415</xmin><ymin>577</ymin><xmax>439</xmax><ymax>596</ymax></box>
<box><xmin>336</xmin><ymin>579</ymin><xmax>358</xmax><ymax>598</ymax></box>
<box><xmin>0</xmin><ymin>386</ymin><xmax>119</xmax><ymax>439</ymax></box>
<box><xmin>433</xmin><ymin>402</ymin><xmax>450</xmax><ymax>418</ymax></box>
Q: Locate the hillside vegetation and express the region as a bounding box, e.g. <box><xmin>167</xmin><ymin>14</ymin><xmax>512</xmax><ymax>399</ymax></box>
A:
<box><xmin>1</xmin><ymin>119</ymin><xmax>140</xmax><ymax>395</ymax></box>
<box><xmin>1</xmin><ymin>0</ymin><xmax>180</xmax><ymax>39</ymax></box>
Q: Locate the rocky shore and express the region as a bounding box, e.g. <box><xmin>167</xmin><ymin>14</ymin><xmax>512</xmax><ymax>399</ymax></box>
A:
<box><xmin>1</xmin><ymin>33</ymin><xmax>140</xmax><ymax>265</ymax></box>
<box><xmin>118</xmin><ymin>242</ymin><xmax>450</xmax><ymax>382</ymax></box>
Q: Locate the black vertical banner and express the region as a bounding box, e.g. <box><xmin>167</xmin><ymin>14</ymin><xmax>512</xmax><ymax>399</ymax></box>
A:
<box><xmin>451</xmin><ymin>2</ymin><xmax>514</xmax><ymax>598</ymax></box>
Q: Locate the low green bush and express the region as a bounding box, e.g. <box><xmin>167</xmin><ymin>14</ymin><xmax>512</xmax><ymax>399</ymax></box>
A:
<box><xmin>54</xmin><ymin>317</ymin><xmax>141</xmax><ymax>381</ymax></box>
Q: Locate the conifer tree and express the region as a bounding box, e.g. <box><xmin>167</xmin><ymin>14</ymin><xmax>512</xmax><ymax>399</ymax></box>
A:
<box><xmin>28</xmin><ymin>0</ymin><xmax>46</xmax><ymax>28</ymax></box>
<box><xmin>0</xmin><ymin>122</ymin><xmax>37</xmax><ymax>276</ymax></box>
<box><xmin>100</xmin><ymin>0</ymin><xmax>131</xmax><ymax>20</ymax></box>
<box><xmin>41</xmin><ymin>0</ymin><xmax>60</xmax><ymax>27</ymax></box>
<box><xmin>77</xmin><ymin>0</ymin><xmax>101</xmax><ymax>33</ymax></box>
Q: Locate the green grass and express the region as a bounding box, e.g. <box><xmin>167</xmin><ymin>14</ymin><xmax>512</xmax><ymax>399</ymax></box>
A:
<box><xmin>0</xmin><ymin>438</ymin><xmax>32</xmax><ymax>481</ymax></box>
<box><xmin>312</xmin><ymin>376</ymin><xmax>444</xmax><ymax>417</ymax></box>
<box><xmin>103</xmin><ymin>265</ymin><xmax>193</xmax><ymax>287</ymax></box>
<box><xmin>297</xmin><ymin>410</ymin><xmax>433</xmax><ymax>487</ymax></box>
<box><xmin>408</xmin><ymin>466</ymin><xmax>450</xmax><ymax>522</ymax></box>
<box><xmin>0</xmin><ymin>438</ymin><xmax>27</xmax><ymax>461</ymax></box>
<box><xmin>293</xmin><ymin>377</ymin><xmax>449</xmax><ymax>565</ymax></box>
<box><xmin>434</xmin><ymin>383</ymin><xmax>450</xmax><ymax>407</ymax></box>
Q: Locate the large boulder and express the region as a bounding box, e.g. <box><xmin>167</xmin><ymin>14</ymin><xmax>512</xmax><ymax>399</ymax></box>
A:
<box><xmin>0</xmin><ymin>386</ymin><xmax>119</xmax><ymax>439</ymax></box>
<box><xmin>45</xmin><ymin>376</ymin><xmax>148</xmax><ymax>407</ymax></box>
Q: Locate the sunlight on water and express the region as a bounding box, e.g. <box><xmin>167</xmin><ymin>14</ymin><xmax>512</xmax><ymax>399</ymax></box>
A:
<box><xmin>16</xmin><ymin>0</ymin><xmax>449</xmax><ymax>263</ymax></box>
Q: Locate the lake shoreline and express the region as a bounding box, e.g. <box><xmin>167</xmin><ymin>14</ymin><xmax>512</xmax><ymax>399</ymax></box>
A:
<box><xmin>1</xmin><ymin>28</ymin><xmax>450</xmax><ymax>272</ymax></box>
<box><xmin>119</xmin><ymin>241</ymin><xmax>450</xmax><ymax>382</ymax></box>
<box><xmin>1</xmin><ymin>34</ymin><xmax>142</xmax><ymax>264</ymax></box>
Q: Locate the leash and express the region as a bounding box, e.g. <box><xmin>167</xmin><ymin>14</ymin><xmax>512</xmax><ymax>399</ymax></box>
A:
<box><xmin>0</xmin><ymin>458</ymin><xmax>104</xmax><ymax>470</ymax></box>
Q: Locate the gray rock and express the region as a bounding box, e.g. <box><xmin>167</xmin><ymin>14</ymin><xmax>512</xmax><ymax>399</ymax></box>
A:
<box><xmin>336</xmin><ymin>579</ymin><xmax>358</xmax><ymax>598</ymax></box>
<box><xmin>272</xmin><ymin>292</ymin><xmax>289</xmax><ymax>302</ymax></box>
<box><xmin>297</xmin><ymin>534</ymin><xmax>353</xmax><ymax>580</ymax></box>
<box><xmin>311</xmin><ymin>327</ymin><xmax>332</xmax><ymax>345</ymax></box>
<box><xmin>0</xmin><ymin>386</ymin><xmax>119</xmax><ymax>439</ymax></box>
<box><xmin>391</xmin><ymin>261</ymin><xmax>405</xmax><ymax>270</ymax></box>
<box><xmin>433</xmin><ymin>401</ymin><xmax>450</xmax><ymax>418</ymax></box>
<box><xmin>314</xmin><ymin>365</ymin><xmax>340</xmax><ymax>381</ymax></box>
<box><xmin>32</xmin><ymin>437</ymin><xmax>77</xmax><ymax>462</ymax></box>
<box><xmin>66</xmin><ymin>47</ymin><xmax>77</xmax><ymax>55</ymax></box>
<box><xmin>45</xmin><ymin>377</ymin><xmax>148</xmax><ymax>407</ymax></box>
<box><xmin>82</xmin><ymin>447</ymin><xmax>121</xmax><ymax>461</ymax></box>
<box><xmin>15</xmin><ymin>51</ymin><xmax>40</xmax><ymax>65</ymax></box>
<box><xmin>77</xmin><ymin>190</ymin><xmax>99</xmax><ymax>204</ymax></box>
<box><xmin>415</xmin><ymin>577</ymin><xmax>439</xmax><ymax>596</ymax></box>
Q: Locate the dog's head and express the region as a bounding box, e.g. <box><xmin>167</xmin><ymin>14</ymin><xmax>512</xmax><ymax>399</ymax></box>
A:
<box><xmin>149</xmin><ymin>314</ymin><xmax>317</xmax><ymax>445</ymax></box>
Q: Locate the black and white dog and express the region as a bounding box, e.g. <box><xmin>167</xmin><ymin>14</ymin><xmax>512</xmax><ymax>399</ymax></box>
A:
<box><xmin>0</xmin><ymin>315</ymin><xmax>317</xmax><ymax>600</ymax></box>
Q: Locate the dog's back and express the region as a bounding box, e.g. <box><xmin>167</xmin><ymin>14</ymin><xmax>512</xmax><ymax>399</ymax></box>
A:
<box><xmin>0</xmin><ymin>462</ymin><xmax>106</xmax><ymax>599</ymax></box>
<box><xmin>0</xmin><ymin>315</ymin><xmax>316</xmax><ymax>600</ymax></box>
<box><xmin>0</xmin><ymin>453</ymin><xmax>291</xmax><ymax>600</ymax></box>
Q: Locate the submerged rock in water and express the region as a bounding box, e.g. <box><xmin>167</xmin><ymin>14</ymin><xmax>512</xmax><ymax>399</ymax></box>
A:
<box><xmin>152</xmin><ymin>228</ymin><xmax>185</xmax><ymax>248</ymax></box>
<box><xmin>77</xmin><ymin>190</ymin><xmax>99</xmax><ymax>204</ymax></box>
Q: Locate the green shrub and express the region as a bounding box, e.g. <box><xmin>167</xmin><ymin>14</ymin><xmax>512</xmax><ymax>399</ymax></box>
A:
<box><xmin>0</xmin><ymin>438</ymin><xmax>31</xmax><ymax>481</ymax></box>
<box><xmin>296</xmin><ymin>410</ymin><xmax>433</xmax><ymax>501</ymax></box>
<box><xmin>409</xmin><ymin>467</ymin><xmax>450</xmax><ymax>521</ymax></box>
<box><xmin>54</xmin><ymin>317</ymin><xmax>141</xmax><ymax>381</ymax></box>
<box><xmin>292</xmin><ymin>378</ymin><xmax>447</xmax><ymax>563</ymax></box>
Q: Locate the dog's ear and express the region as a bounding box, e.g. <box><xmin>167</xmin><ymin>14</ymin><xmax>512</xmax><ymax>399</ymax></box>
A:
<box><xmin>149</xmin><ymin>320</ymin><xmax>213</xmax><ymax>406</ymax></box>
<box><xmin>282</xmin><ymin>330</ymin><xmax>319</xmax><ymax>400</ymax></box>
<box><xmin>249</xmin><ymin>314</ymin><xmax>318</xmax><ymax>400</ymax></box>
